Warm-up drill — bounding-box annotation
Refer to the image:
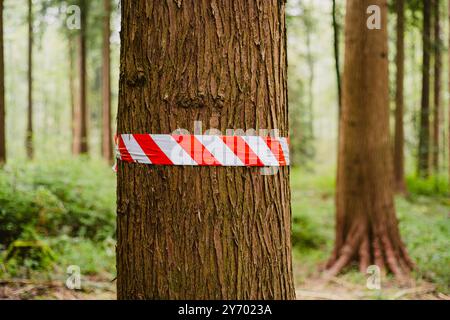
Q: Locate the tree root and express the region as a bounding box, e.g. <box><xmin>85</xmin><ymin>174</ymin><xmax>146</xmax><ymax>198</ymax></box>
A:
<box><xmin>324</xmin><ymin>219</ymin><xmax>414</xmax><ymax>280</ymax></box>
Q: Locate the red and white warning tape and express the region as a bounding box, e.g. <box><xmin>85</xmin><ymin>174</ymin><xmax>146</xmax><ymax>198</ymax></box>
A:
<box><xmin>116</xmin><ymin>134</ymin><xmax>290</xmax><ymax>167</ymax></box>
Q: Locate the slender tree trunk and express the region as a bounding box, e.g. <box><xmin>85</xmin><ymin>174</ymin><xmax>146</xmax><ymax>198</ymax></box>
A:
<box><xmin>432</xmin><ymin>0</ymin><xmax>441</xmax><ymax>173</ymax></box>
<box><xmin>394</xmin><ymin>0</ymin><xmax>407</xmax><ymax>193</ymax></box>
<box><xmin>333</xmin><ymin>0</ymin><xmax>343</xmax><ymax>232</ymax></box>
<box><xmin>326</xmin><ymin>0</ymin><xmax>414</xmax><ymax>278</ymax></box>
<box><xmin>26</xmin><ymin>0</ymin><xmax>33</xmax><ymax>159</ymax></box>
<box><xmin>418</xmin><ymin>0</ymin><xmax>432</xmax><ymax>177</ymax></box>
<box><xmin>117</xmin><ymin>0</ymin><xmax>295</xmax><ymax>299</ymax></box>
<box><xmin>448</xmin><ymin>0</ymin><xmax>450</xmax><ymax>185</ymax></box>
<box><xmin>101</xmin><ymin>0</ymin><xmax>112</xmax><ymax>161</ymax></box>
<box><xmin>74</xmin><ymin>0</ymin><xmax>88</xmax><ymax>154</ymax></box>
<box><xmin>68</xmin><ymin>37</ymin><xmax>78</xmax><ymax>155</ymax></box>
<box><xmin>332</xmin><ymin>0</ymin><xmax>342</xmax><ymax>112</ymax></box>
<box><xmin>0</xmin><ymin>0</ymin><xmax>5</xmax><ymax>165</ymax></box>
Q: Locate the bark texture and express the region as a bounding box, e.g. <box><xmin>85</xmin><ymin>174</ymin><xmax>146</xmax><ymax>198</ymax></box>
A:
<box><xmin>26</xmin><ymin>0</ymin><xmax>33</xmax><ymax>159</ymax></box>
<box><xmin>394</xmin><ymin>0</ymin><xmax>407</xmax><ymax>193</ymax></box>
<box><xmin>116</xmin><ymin>0</ymin><xmax>295</xmax><ymax>300</ymax></box>
<box><xmin>0</xmin><ymin>0</ymin><xmax>4</xmax><ymax>165</ymax></box>
<box><xmin>73</xmin><ymin>0</ymin><xmax>88</xmax><ymax>155</ymax></box>
<box><xmin>101</xmin><ymin>0</ymin><xmax>112</xmax><ymax>161</ymax></box>
<box><xmin>418</xmin><ymin>0</ymin><xmax>432</xmax><ymax>177</ymax></box>
<box><xmin>327</xmin><ymin>0</ymin><xmax>414</xmax><ymax>278</ymax></box>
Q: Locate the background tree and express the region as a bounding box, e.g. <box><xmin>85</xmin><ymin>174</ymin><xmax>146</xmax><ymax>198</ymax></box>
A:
<box><xmin>73</xmin><ymin>0</ymin><xmax>88</xmax><ymax>154</ymax></box>
<box><xmin>326</xmin><ymin>0</ymin><xmax>414</xmax><ymax>277</ymax></box>
<box><xmin>394</xmin><ymin>0</ymin><xmax>407</xmax><ymax>193</ymax></box>
<box><xmin>0</xmin><ymin>0</ymin><xmax>4</xmax><ymax>165</ymax></box>
<box><xmin>117</xmin><ymin>0</ymin><xmax>295</xmax><ymax>299</ymax></box>
<box><xmin>286</xmin><ymin>1</ymin><xmax>317</xmax><ymax>168</ymax></box>
<box><xmin>432</xmin><ymin>0</ymin><xmax>442</xmax><ymax>173</ymax></box>
<box><xmin>332</xmin><ymin>0</ymin><xmax>342</xmax><ymax>112</ymax></box>
<box><xmin>68</xmin><ymin>34</ymin><xmax>77</xmax><ymax>154</ymax></box>
<box><xmin>418</xmin><ymin>0</ymin><xmax>431</xmax><ymax>177</ymax></box>
<box><xmin>101</xmin><ymin>0</ymin><xmax>112</xmax><ymax>161</ymax></box>
<box><xmin>25</xmin><ymin>0</ymin><xmax>33</xmax><ymax>159</ymax></box>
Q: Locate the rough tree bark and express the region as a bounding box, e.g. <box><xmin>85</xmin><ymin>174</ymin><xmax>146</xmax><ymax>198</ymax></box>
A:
<box><xmin>418</xmin><ymin>0</ymin><xmax>432</xmax><ymax>177</ymax></box>
<box><xmin>326</xmin><ymin>0</ymin><xmax>414</xmax><ymax>278</ymax></box>
<box><xmin>432</xmin><ymin>0</ymin><xmax>441</xmax><ymax>173</ymax></box>
<box><xmin>101</xmin><ymin>0</ymin><xmax>112</xmax><ymax>161</ymax></box>
<box><xmin>74</xmin><ymin>0</ymin><xmax>88</xmax><ymax>154</ymax></box>
<box><xmin>0</xmin><ymin>0</ymin><xmax>4</xmax><ymax>165</ymax></box>
<box><xmin>116</xmin><ymin>0</ymin><xmax>295</xmax><ymax>299</ymax></box>
<box><xmin>26</xmin><ymin>0</ymin><xmax>33</xmax><ymax>159</ymax></box>
<box><xmin>394</xmin><ymin>0</ymin><xmax>407</xmax><ymax>193</ymax></box>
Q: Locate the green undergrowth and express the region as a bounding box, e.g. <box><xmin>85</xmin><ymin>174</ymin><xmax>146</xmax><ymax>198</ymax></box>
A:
<box><xmin>290</xmin><ymin>168</ymin><xmax>450</xmax><ymax>293</ymax></box>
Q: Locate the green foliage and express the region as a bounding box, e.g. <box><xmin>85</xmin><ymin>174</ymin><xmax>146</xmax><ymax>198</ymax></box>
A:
<box><xmin>49</xmin><ymin>236</ymin><xmax>116</xmax><ymax>276</ymax></box>
<box><xmin>292</xmin><ymin>215</ymin><xmax>327</xmax><ymax>250</ymax></box>
<box><xmin>0</xmin><ymin>158</ymin><xmax>116</xmax><ymax>246</ymax></box>
<box><xmin>4</xmin><ymin>240</ymin><xmax>56</xmax><ymax>273</ymax></box>
<box><xmin>290</xmin><ymin>169</ymin><xmax>450</xmax><ymax>293</ymax></box>
<box><xmin>0</xmin><ymin>158</ymin><xmax>116</xmax><ymax>279</ymax></box>
<box><xmin>406</xmin><ymin>175</ymin><xmax>450</xmax><ymax>198</ymax></box>
<box><xmin>396</xmin><ymin>196</ymin><xmax>450</xmax><ymax>293</ymax></box>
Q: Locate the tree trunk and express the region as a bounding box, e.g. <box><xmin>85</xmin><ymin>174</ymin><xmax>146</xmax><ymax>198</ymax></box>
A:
<box><xmin>394</xmin><ymin>0</ymin><xmax>407</xmax><ymax>193</ymax></box>
<box><xmin>326</xmin><ymin>0</ymin><xmax>414</xmax><ymax>278</ymax></box>
<box><xmin>68</xmin><ymin>37</ymin><xmax>78</xmax><ymax>155</ymax></box>
<box><xmin>0</xmin><ymin>0</ymin><xmax>4</xmax><ymax>165</ymax></box>
<box><xmin>26</xmin><ymin>0</ymin><xmax>33</xmax><ymax>159</ymax></box>
<box><xmin>332</xmin><ymin>0</ymin><xmax>342</xmax><ymax>112</ymax></box>
<box><xmin>418</xmin><ymin>0</ymin><xmax>432</xmax><ymax>177</ymax></box>
<box><xmin>448</xmin><ymin>0</ymin><xmax>450</xmax><ymax>185</ymax></box>
<box><xmin>74</xmin><ymin>0</ymin><xmax>88</xmax><ymax>155</ymax></box>
<box><xmin>116</xmin><ymin>0</ymin><xmax>295</xmax><ymax>300</ymax></box>
<box><xmin>101</xmin><ymin>0</ymin><xmax>112</xmax><ymax>161</ymax></box>
<box><xmin>432</xmin><ymin>0</ymin><xmax>441</xmax><ymax>173</ymax></box>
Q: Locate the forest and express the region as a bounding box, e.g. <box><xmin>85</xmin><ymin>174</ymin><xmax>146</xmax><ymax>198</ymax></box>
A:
<box><xmin>0</xmin><ymin>0</ymin><xmax>449</xmax><ymax>301</ymax></box>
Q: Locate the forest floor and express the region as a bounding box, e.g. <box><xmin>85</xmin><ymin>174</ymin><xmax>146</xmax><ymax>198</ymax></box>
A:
<box><xmin>0</xmin><ymin>163</ymin><xmax>448</xmax><ymax>300</ymax></box>
<box><xmin>1</xmin><ymin>270</ymin><xmax>447</xmax><ymax>300</ymax></box>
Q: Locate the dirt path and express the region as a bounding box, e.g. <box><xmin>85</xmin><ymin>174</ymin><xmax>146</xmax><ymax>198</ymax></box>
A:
<box><xmin>295</xmin><ymin>276</ymin><xmax>449</xmax><ymax>300</ymax></box>
<box><xmin>0</xmin><ymin>278</ymin><xmax>116</xmax><ymax>300</ymax></box>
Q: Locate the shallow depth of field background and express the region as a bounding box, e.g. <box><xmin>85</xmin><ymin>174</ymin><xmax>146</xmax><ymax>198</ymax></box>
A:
<box><xmin>0</xmin><ymin>0</ymin><xmax>449</xmax><ymax>299</ymax></box>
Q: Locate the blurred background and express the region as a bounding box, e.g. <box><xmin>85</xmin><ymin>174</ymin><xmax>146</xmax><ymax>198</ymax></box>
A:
<box><xmin>0</xmin><ymin>0</ymin><xmax>448</xmax><ymax>299</ymax></box>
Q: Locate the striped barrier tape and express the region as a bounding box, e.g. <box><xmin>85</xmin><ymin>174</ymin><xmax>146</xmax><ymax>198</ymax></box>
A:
<box><xmin>115</xmin><ymin>134</ymin><xmax>290</xmax><ymax>167</ymax></box>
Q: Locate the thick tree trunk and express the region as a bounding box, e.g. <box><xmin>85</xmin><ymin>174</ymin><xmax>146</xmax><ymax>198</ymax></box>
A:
<box><xmin>332</xmin><ymin>0</ymin><xmax>342</xmax><ymax>112</ymax></box>
<box><xmin>26</xmin><ymin>0</ymin><xmax>33</xmax><ymax>159</ymax></box>
<box><xmin>117</xmin><ymin>0</ymin><xmax>295</xmax><ymax>299</ymax></box>
<box><xmin>74</xmin><ymin>0</ymin><xmax>88</xmax><ymax>155</ymax></box>
<box><xmin>326</xmin><ymin>0</ymin><xmax>414</xmax><ymax>278</ymax></box>
<box><xmin>394</xmin><ymin>0</ymin><xmax>407</xmax><ymax>193</ymax></box>
<box><xmin>0</xmin><ymin>0</ymin><xmax>4</xmax><ymax>165</ymax></box>
<box><xmin>101</xmin><ymin>0</ymin><xmax>112</xmax><ymax>161</ymax></box>
<box><xmin>432</xmin><ymin>0</ymin><xmax>441</xmax><ymax>173</ymax></box>
<box><xmin>418</xmin><ymin>0</ymin><xmax>432</xmax><ymax>177</ymax></box>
